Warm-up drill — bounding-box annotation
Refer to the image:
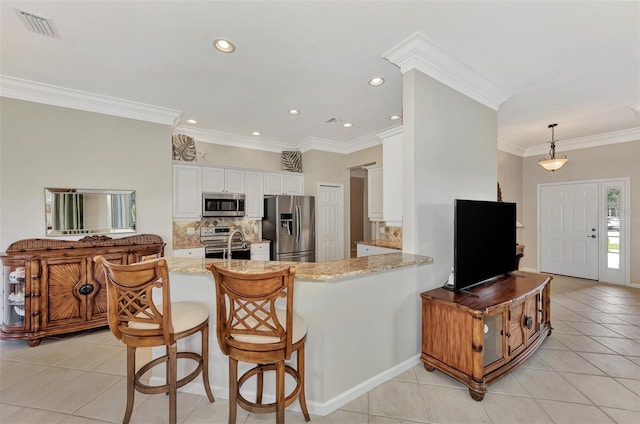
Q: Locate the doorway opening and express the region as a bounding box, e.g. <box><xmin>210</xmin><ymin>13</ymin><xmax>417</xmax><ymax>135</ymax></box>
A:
<box><xmin>349</xmin><ymin>166</ymin><xmax>373</xmax><ymax>258</ymax></box>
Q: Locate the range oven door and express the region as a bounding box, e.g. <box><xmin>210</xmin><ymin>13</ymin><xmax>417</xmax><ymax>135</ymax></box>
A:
<box><xmin>205</xmin><ymin>247</ymin><xmax>251</xmax><ymax>260</ymax></box>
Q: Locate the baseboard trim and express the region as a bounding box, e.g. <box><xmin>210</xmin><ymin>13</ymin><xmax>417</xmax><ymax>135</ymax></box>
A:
<box><xmin>153</xmin><ymin>354</ymin><xmax>422</xmax><ymax>417</ymax></box>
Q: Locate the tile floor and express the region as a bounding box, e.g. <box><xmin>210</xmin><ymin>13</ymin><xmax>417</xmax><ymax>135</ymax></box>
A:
<box><xmin>1</xmin><ymin>275</ymin><xmax>639</xmax><ymax>423</ymax></box>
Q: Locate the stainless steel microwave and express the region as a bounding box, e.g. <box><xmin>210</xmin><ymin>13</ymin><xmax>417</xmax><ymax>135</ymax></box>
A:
<box><xmin>202</xmin><ymin>193</ymin><xmax>245</xmax><ymax>217</ymax></box>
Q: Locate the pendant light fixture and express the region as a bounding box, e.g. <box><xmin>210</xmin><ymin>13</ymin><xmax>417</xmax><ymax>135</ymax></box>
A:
<box><xmin>538</xmin><ymin>123</ymin><xmax>568</xmax><ymax>171</ymax></box>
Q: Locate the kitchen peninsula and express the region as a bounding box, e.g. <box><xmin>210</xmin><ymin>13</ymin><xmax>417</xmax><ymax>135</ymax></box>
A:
<box><xmin>163</xmin><ymin>253</ymin><xmax>433</xmax><ymax>416</ymax></box>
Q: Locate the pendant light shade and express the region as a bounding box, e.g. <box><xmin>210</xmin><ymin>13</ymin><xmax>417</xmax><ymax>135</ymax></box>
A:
<box><xmin>538</xmin><ymin>123</ymin><xmax>568</xmax><ymax>171</ymax></box>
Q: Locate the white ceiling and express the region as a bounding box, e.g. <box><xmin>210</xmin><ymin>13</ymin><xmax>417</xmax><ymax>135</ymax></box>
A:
<box><xmin>1</xmin><ymin>1</ymin><xmax>638</xmax><ymax>156</ymax></box>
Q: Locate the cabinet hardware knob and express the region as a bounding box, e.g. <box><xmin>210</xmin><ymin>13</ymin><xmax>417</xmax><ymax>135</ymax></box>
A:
<box><xmin>506</xmin><ymin>331</ymin><xmax>511</xmax><ymax>337</ymax></box>
<box><xmin>78</xmin><ymin>284</ymin><xmax>95</xmax><ymax>295</ymax></box>
<box><xmin>525</xmin><ymin>316</ymin><xmax>534</xmax><ymax>329</ymax></box>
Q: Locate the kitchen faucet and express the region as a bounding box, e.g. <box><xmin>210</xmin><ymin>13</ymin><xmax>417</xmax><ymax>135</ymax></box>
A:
<box><xmin>226</xmin><ymin>228</ymin><xmax>246</xmax><ymax>259</ymax></box>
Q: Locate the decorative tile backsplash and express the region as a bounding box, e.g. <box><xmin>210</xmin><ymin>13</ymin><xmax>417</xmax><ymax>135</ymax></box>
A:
<box><xmin>375</xmin><ymin>222</ymin><xmax>402</xmax><ymax>244</ymax></box>
<box><xmin>173</xmin><ymin>218</ymin><xmax>262</xmax><ymax>249</ymax></box>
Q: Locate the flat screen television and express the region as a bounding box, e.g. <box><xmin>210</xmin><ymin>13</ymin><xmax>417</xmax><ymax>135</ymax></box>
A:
<box><xmin>453</xmin><ymin>199</ymin><xmax>517</xmax><ymax>292</ymax></box>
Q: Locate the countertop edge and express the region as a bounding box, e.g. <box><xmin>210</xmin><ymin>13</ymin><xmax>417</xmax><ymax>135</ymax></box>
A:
<box><xmin>357</xmin><ymin>240</ymin><xmax>402</xmax><ymax>250</ymax></box>
<box><xmin>166</xmin><ymin>253</ymin><xmax>433</xmax><ymax>282</ymax></box>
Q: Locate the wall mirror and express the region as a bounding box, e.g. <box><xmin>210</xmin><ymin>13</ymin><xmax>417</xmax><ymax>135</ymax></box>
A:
<box><xmin>45</xmin><ymin>188</ymin><xmax>136</xmax><ymax>236</ymax></box>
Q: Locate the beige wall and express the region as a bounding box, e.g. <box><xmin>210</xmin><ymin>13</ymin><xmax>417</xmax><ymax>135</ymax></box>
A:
<box><xmin>498</xmin><ymin>150</ymin><xmax>524</xmax><ymax>243</ymax></box>
<box><xmin>194</xmin><ymin>140</ymin><xmax>282</xmax><ymax>170</ymax></box>
<box><xmin>521</xmin><ymin>140</ymin><xmax>640</xmax><ymax>283</ymax></box>
<box><xmin>404</xmin><ymin>69</ymin><xmax>498</xmax><ymax>288</ymax></box>
<box><xmin>0</xmin><ymin>98</ymin><xmax>173</xmax><ymax>250</ymax></box>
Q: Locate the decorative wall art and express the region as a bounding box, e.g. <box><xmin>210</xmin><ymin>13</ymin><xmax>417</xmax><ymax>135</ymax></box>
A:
<box><xmin>172</xmin><ymin>134</ymin><xmax>197</xmax><ymax>162</ymax></box>
<box><xmin>281</xmin><ymin>151</ymin><xmax>302</xmax><ymax>172</ymax></box>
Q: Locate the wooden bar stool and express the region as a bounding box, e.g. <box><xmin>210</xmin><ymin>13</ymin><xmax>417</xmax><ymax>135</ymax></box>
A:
<box><xmin>208</xmin><ymin>264</ymin><xmax>310</xmax><ymax>424</ymax></box>
<box><xmin>95</xmin><ymin>256</ymin><xmax>215</xmax><ymax>424</ymax></box>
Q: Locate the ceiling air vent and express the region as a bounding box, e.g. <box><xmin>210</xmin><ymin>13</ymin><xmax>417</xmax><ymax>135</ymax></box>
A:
<box><xmin>15</xmin><ymin>9</ymin><xmax>59</xmax><ymax>38</ymax></box>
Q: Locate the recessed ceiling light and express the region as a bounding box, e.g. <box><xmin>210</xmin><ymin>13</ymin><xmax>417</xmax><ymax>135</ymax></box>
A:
<box><xmin>252</xmin><ymin>131</ymin><xmax>261</xmax><ymax>136</ymax></box>
<box><xmin>389</xmin><ymin>115</ymin><xmax>401</xmax><ymax>121</ymax></box>
<box><xmin>213</xmin><ymin>38</ymin><xmax>236</xmax><ymax>53</ymax></box>
<box><xmin>343</xmin><ymin>123</ymin><xmax>353</xmax><ymax>128</ymax></box>
<box><xmin>288</xmin><ymin>109</ymin><xmax>300</xmax><ymax>115</ymax></box>
<box><xmin>368</xmin><ymin>77</ymin><xmax>385</xmax><ymax>86</ymax></box>
<box><xmin>186</xmin><ymin>119</ymin><xmax>197</xmax><ymax>124</ymax></box>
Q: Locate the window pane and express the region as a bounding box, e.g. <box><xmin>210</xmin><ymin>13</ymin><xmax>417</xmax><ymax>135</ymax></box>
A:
<box><xmin>606</xmin><ymin>187</ymin><xmax>620</xmax><ymax>270</ymax></box>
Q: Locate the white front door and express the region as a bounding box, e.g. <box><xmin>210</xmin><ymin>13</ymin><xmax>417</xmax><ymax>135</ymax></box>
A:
<box><xmin>316</xmin><ymin>183</ymin><xmax>344</xmax><ymax>262</ymax></box>
<box><xmin>540</xmin><ymin>182</ymin><xmax>599</xmax><ymax>279</ymax></box>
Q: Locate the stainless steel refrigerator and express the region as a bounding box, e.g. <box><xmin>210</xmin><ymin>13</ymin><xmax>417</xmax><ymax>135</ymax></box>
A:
<box><xmin>263</xmin><ymin>195</ymin><xmax>315</xmax><ymax>262</ymax></box>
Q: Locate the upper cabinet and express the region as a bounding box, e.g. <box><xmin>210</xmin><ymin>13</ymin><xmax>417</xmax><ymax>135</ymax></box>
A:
<box><xmin>173</xmin><ymin>164</ymin><xmax>202</xmax><ymax>219</ymax></box>
<box><xmin>203</xmin><ymin>166</ymin><xmax>245</xmax><ymax>193</ymax></box>
<box><xmin>264</xmin><ymin>172</ymin><xmax>304</xmax><ymax>195</ymax></box>
<box><xmin>173</xmin><ymin>162</ymin><xmax>305</xmax><ymax>220</ymax></box>
<box><xmin>244</xmin><ymin>171</ymin><xmax>264</xmax><ymax>219</ymax></box>
<box><xmin>367</xmin><ymin>166</ymin><xmax>383</xmax><ymax>221</ymax></box>
<box><xmin>381</xmin><ymin>129</ymin><xmax>403</xmax><ymax>226</ymax></box>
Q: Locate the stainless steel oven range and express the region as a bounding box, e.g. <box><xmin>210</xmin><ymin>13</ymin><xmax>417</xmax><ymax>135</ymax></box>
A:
<box><xmin>200</xmin><ymin>226</ymin><xmax>250</xmax><ymax>259</ymax></box>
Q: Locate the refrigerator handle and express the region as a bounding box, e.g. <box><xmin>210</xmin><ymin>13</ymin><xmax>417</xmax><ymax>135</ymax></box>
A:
<box><xmin>295</xmin><ymin>204</ymin><xmax>301</xmax><ymax>243</ymax></box>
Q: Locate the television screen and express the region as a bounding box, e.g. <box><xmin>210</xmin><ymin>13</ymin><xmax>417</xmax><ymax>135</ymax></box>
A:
<box><xmin>454</xmin><ymin>199</ymin><xmax>517</xmax><ymax>292</ymax></box>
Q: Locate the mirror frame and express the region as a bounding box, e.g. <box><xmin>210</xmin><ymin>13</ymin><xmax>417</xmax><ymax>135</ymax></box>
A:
<box><xmin>45</xmin><ymin>188</ymin><xmax>136</xmax><ymax>236</ymax></box>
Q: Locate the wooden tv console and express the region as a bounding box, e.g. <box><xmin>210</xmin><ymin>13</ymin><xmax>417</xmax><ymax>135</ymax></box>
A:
<box><xmin>420</xmin><ymin>271</ymin><xmax>552</xmax><ymax>400</ymax></box>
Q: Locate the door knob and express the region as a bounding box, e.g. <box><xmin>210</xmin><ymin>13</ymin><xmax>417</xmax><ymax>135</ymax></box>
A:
<box><xmin>587</xmin><ymin>235</ymin><xmax>596</xmax><ymax>238</ymax></box>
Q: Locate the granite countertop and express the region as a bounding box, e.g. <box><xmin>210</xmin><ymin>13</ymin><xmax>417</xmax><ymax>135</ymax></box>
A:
<box><xmin>166</xmin><ymin>253</ymin><xmax>432</xmax><ymax>282</ymax></box>
<box><xmin>357</xmin><ymin>240</ymin><xmax>402</xmax><ymax>250</ymax></box>
<box><xmin>248</xmin><ymin>239</ymin><xmax>271</xmax><ymax>244</ymax></box>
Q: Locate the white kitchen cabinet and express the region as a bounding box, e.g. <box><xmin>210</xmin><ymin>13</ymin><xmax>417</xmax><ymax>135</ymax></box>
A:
<box><xmin>245</xmin><ymin>171</ymin><xmax>264</xmax><ymax>218</ymax></box>
<box><xmin>264</xmin><ymin>172</ymin><xmax>304</xmax><ymax>195</ymax></box>
<box><xmin>382</xmin><ymin>130</ymin><xmax>403</xmax><ymax>226</ymax></box>
<box><xmin>356</xmin><ymin>243</ymin><xmax>399</xmax><ymax>257</ymax></box>
<box><xmin>250</xmin><ymin>242</ymin><xmax>270</xmax><ymax>261</ymax></box>
<box><xmin>173</xmin><ymin>164</ymin><xmax>202</xmax><ymax>219</ymax></box>
<box><xmin>203</xmin><ymin>166</ymin><xmax>245</xmax><ymax>193</ymax></box>
<box><xmin>173</xmin><ymin>247</ymin><xmax>205</xmax><ymax>258</ymax></box>
<box><xmin>367</xmin><ymin>166</ymin><xmax>383</xmax><ymax>221</ymax></box>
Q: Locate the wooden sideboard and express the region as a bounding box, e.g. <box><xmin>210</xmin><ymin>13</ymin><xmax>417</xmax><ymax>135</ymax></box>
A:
<box><xmin>420</xmin><ymin>271</ymin><xmax>552</xmax><ymax>400</ymax></box>
<box><xmin>1</xmin><ymin>234</ymin><xmax>165</xmax><ymax>346</ymax></box>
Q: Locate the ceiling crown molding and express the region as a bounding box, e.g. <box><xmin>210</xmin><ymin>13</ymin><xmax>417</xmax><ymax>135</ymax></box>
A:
<box><xmin>497</xmin><ymin>137</ymin><xmax>527</xmax><ymax>157</ymax></box>
<box><xmin>0</xmin><ymin>75</ymin><xmax>181</xmax><ymax>125</ymax></box>
<box><xmin>376</xmin><ymin>125</ymin><xmax>403</xmax><ymax>139</ymax></box>
<box><xmin>522</xmin><ymin>127</ymin><xmax>640</xmax><ymax>157</ymax></box>
<box><xmin>383</xmin><ymin>32</ymin><xmax>511</xmax><ymax>111</ymax></box>
<box><xmin>296</xmin><ymin>131</ymin><xmax>381</xmax><ymax>154</ymax></box>
<box><xmin>296</xmin><ymin>137</ymin><xmax>348</xmax><ymax>154</ymax></box>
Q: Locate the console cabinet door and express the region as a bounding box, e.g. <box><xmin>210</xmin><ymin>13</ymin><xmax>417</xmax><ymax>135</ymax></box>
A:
<box><xmin>483</xmin><ymin>309</ymin><xmax>507</xmax><ymax>374</ymax></box>
<box><xmin>86</xmin><ymin>253</ymin><xmax>127</xmax><ymax>321</ymax></box>
<box><xmin>41</xmin><ymin>258</ymin><xmax>87</xmax><ymax>328</ymax></box>
<box><xmin>507</xmin><ymin>300</ymin><xmax>527</xmax><ymax>358</ymax></box>
<box><xmin>524</xmin><ymin>291</ymin><xmax>542</xmax><ymax>343</ymax></box>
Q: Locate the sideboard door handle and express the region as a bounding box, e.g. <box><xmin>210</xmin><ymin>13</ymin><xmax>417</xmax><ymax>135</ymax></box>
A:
<box><xmin>79</xmin><ymin>284</ymin><xmax>95</xmax><ymax>296</ymax></box>
<box><xmin>525</xmin><ymin>316</ymin><xmax>533</xmax><ymax>329</ymax></box>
